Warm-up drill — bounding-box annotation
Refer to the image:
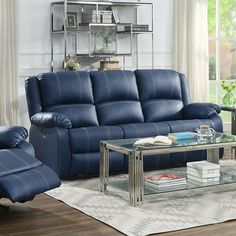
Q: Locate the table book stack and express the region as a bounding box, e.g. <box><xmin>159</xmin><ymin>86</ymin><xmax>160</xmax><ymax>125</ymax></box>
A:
<box><xmin>146</xmin><ymin>173</ymin><xmax>187</xmax><ymax>190</ymax></box>
<box><xmin>187</xmin><ymin>161</ymin><xmax>220</xmax><ymax>185</ymax></box>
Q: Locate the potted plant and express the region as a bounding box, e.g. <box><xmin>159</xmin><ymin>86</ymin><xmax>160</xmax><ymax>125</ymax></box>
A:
<box><xmin>221</xmin><ymin>80</ymin><xmax>236</xmax><ymax>106</ymax></box>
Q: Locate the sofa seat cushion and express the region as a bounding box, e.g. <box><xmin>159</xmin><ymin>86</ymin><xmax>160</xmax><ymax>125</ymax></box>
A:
<box><xmin>141</xmin><ymin>99</ymin><xmax>184</xmax><ymax>122</ymax></box>
<box><xmin>0</xmin><ymin>149</ymin><xmax>41</xmax><ymax>177</ymax></box>
<box><xmin>0</xmin><ymin>164</ymin><xmax>60</xmax><ymax>202</ymax></box>
<box><xmin>119</xmin><ymin>122</ymin><xmax>170</xmax><ymax>138</ymax></box>
<box><xmin>70</xmin><ymin>126</ymin><xmax>124</xmax><ymax>153</ymax></box>
<box><xmin>45</xmin><ymin>104</ymin><xmax>98</xmax><ymax>128</ymax></box>
<box><xmin>96</xmin><ymin>101</ymin><xmax>144</xmax><ymax>125</ymax></box>
<box><xmin>166</xmin><ymin>117</ymin><xmax>222</xmax><ymax>133</ymax></box>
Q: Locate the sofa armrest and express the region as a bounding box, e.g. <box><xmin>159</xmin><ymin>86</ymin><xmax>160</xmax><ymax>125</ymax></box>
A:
<box><xmin>0</xmin><ymin>126</ymin><xmax>28</xmax><ymax>148</ymax></box>
<box><xmin>31</xmin><ymin>112</ymin><xmax>72</xmax><ymax>129</ymax></box>
<box><xmin>183</xmin><ymin>103</ymin><xmax>221</xmax><ymax>119</ymax></box>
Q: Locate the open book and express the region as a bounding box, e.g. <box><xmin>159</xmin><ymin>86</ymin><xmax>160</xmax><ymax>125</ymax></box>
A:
<box><xmin>134</xmin><ymin>136</ymin><xmax>172</xmax><ymax>146</ymax></box>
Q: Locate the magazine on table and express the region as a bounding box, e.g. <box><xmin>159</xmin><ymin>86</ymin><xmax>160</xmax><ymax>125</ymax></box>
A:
<box><xmin>145</xmin><ymin>173</ymin><xmax>186</xmax><ymax>186</ymax></box>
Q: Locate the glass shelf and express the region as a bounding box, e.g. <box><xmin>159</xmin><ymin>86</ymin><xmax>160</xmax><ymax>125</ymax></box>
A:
<box><xmin>108</xmin><ymin>169</ymin><xmax>236</xmax><ymax>196</ymax></box>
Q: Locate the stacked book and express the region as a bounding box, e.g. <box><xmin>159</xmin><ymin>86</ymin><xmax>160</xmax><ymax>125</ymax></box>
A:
<box><xmin>146</xmin><ymin>173</ymin><xmax>187</xmax><ymax>189</ymax></box>
<box><xmin>124</xmin><ymin>24</ymin><xmax>149</xmax><ymax>32</ymax></box>
<box><xmin>187</xmin><ymin>161</ymin><xmax>220</xmax><ymax>185</ymax></box>
<box><xmin>85</xmin><ymin>10</ymin><xmax>112</xmax><ymax>24</ymax></box>
<box><xmin>168</xmin><ymin>132</ymin><xmax>197</xmax><ymax>142</ymax></box>
<box><xmin>99</xmin><ymin>60</ymin><xmax>121</xmax><ymax>70</ymax></box>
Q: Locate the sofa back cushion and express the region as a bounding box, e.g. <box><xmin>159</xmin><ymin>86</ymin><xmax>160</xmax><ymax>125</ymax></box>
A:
<box><xmin>91</xmin><ymin>70</ymin><xmax>144</xmax><ymax>125</ymax></box>
<box><xmin>135</xmin><ymin>69</ymin><xmax>190</xmax><ymax>122</ymax></box>
<box><xmin>38</xmin><ymin>71</ymin><xmax>98</xmax><ymax>128</ymax></box>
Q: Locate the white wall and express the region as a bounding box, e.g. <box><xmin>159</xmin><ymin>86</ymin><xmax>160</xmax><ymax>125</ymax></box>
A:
<box><xmin>17</xmin><ymin>0</ymin><xmax>173</xmax><ymax>127</ymax></box>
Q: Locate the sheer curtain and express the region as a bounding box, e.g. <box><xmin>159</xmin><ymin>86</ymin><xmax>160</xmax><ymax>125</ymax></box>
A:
<box><xmin>173</xmin><ymin>0</ymin><xmax>209</xmax><ymax>102</ymax></box>
<box><xmin>0</xmin><ymin>0</ymin><xmax>19</xmax><ymax>125</ymax></box>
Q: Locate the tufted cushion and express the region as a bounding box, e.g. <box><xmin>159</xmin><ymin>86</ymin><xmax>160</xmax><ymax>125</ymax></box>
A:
<box><xmin>90</xmin><ymin>70</ymin><xmax>139</xmax><ymax>103</ymax></box>
<box><xmin>166</xmin><ymin>118</ymin><xmax>219</xmax><ymax>133</ymax></box>
<box><xmin>91</xmin><ymin>71</ymin><xmax>144</xmax><ymax>125</ymax></box>
<box><xmin>135</xmin><ymin>69</ymin><xmax>183</xmax><ymax>101</ymax></box>
<box><xmin>96</xmin><ymin>101</ymin><xmax>144</xmax><ymax>125</ymax></box>
<box><xmin>142</xmin><ymin>99</ymin><xmax>184</xmax><ymax>122</ymax></box>
<box><xmin>70</xmin><ymin>126</ymin><xmax>123</xmax><ymax>153</ymax></box>
<box><xmin>135</xmin><ymin>69</ymin><xmax>186</xmax><ymax>122</ymax></box>
<box><xmin>38</xmin><ymin>71</ymin><xmax>94</xmax><ymax>108</ymax></box>
<box><xmin>45</xmin><ymin>104</ymin><xmax>98</xmax><ymax>128</ymax></box>
<box><xmin>119</xmin><ymin>122</ymin><xmax>170</xmax><ymax>138</ymax></box>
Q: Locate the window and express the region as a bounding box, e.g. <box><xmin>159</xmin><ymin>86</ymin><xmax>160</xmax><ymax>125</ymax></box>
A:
<box><xmin>208</xmin><ymin>0</ymin><xmax>236</xmax><ymax>122</ymax></box>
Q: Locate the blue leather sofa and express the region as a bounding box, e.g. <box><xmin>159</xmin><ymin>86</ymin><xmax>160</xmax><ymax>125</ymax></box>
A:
<box><xmin>0</xmin><ymin>126</ymin><xmax>60</xmax><ymax>203</ymax></box>
<box><xmin>25</xmin><ymin>69</ymin><xmax>222</xmax><ymax>178</ymax></box>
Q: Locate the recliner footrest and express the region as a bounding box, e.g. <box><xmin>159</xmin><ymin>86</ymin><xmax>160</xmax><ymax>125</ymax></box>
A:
<box><xmin>0</xmin><ymin>164</ymin><xmax>60</xmax><ymax>202</ymax></box>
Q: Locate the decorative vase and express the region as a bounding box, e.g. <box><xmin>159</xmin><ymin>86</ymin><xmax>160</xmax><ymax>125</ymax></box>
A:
<box><xmin>222</xmin><ymin>91</ymin><xmax>236</xmax><ymax>106</ymax></box>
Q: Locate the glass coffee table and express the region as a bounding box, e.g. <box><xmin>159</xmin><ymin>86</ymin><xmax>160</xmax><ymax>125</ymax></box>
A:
<box><xmin>100</xmin><ymin>133</ymin><xmax>236</xmax><ymax>206</ymax></box>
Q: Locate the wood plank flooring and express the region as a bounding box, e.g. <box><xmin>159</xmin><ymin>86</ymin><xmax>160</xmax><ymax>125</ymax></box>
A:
<box><xmin>1</xmin><ymin>194</ymin><xmax>236</xmax><ymax>236</ymax></box>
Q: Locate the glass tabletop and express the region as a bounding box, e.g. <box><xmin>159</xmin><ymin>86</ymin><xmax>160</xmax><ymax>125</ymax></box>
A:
<box><xmin>102</xmin><ymin>132</ymin><xmax>236</xmax><ymax>152</ymax></box>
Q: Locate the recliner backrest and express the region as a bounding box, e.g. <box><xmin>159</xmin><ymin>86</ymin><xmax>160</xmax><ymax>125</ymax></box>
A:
<box><xmin>135</xmin><ymin>69</ymin><xmax>191</xmax><ymax>122</ymax></box>
<box><xmin>91</xmin><ymin>70</ymin><xmax>144</xmax><ymax>125</ymax></box>
<box><xmin>26</xmin><ymin>71</ymin><xmax>99</xmax><ymax>128</ymax></box>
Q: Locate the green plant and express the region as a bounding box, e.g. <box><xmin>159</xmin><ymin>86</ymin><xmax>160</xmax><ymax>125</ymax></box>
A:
<box><xmin>221</xmin><ymin>80</ymin><xmax>236</xmax><ymax>92</ymax></box>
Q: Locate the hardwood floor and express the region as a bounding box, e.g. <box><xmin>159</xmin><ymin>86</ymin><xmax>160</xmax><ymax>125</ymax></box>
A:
<box><xmin>1</xmin><ymin>194</ymin><xmax>236</xmax><ymax>236</ymax></box>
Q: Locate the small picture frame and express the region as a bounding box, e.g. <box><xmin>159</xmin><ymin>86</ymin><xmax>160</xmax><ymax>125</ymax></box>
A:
<box><xmin>67</xmin><ymin>12</ymin><xmax>77</xmax><ymax>30</ymax></box>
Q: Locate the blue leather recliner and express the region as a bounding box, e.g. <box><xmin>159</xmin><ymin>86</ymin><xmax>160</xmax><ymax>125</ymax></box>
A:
<box><xmin>0</xmin><ymin>126</ymin><xmax>60</xmax><ymax>203</ymax></box>
<box><xmin>25</xmin><ymin>69</ymin><xmax>223</xmax><ymax>178</ymax></box>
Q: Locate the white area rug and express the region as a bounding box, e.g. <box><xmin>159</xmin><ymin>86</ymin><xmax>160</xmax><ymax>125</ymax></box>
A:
<box><xmin>46</xmin><ymin>160</ymin><xmax>236</xmax><ymax>236</ymax></box>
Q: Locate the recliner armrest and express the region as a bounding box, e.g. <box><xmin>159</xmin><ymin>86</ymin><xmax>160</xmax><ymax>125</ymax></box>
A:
<box><xmin>0</xmin><ymin>126</ymin><xmax>28</xmax><ymax>148</ymax></box>
<box><xmin>31</xmin><ymin>112</ymin><xmax>72</xmax><ymax>129</ymax></box>
<box><xmin>183</xmin><ymin>103</ymin><xmax>221</xmax><ymax>119</ymax></box>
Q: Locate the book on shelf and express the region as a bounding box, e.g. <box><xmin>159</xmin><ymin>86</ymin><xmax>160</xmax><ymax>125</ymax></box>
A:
<box><xmin>134</xmin><ymin>135</ymin><xmax>172</xmax><ymax>146</ymax></box>
<box><xmin>187</xmin><ymin>175</ymin><xmax>220</xmax><ymax>183</ymax></box>
<box><xmin>146</xmin><ymin>173</ymin><xmax>186</xmax><ymax>186</ymax></box>
<box><xmin>187</xmin><ymin>161</ymin><xmax>220</xmax><ymax>171</ymax></box>
<box><xmin>168</xmin><ymin>132</ymin><xmax>197</xmax><ymax>142</ymax></box>
<box><xmin>187</xmin><ymin>166</ymin><xmax>220</xmax><ymax>178</ymax></box>
<box><xmin>188</xmin><ymin>179</ymin><xmax>220</xmax><ymax>186</ymax></box>
<box><xmin>146</xmin><ymin>182</ymin><xmax>187</xmax><ymax>191</ymax></box>
<box><xmin>99</xmin><ymin>60</ymin><xmax>121</xmax><ymax>70</ymax></box>
<box><xmin>111</xmin><ymin>6</ymin><xmax>120</xmax><ymax>23</ymax></box>
<box><xmin>124</xmin><ymin>24</ymin><xmax>149</xmax><ymax>32</ymax></box>
<box><xmin>187</xmin><ymin>173</ymin><xmax>220</xmax><ymax>183</ymax></box>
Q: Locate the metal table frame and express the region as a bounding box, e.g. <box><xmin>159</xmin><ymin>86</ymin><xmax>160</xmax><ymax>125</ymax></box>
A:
<box><xmin>221</xmin><ymin>106</ymin><xmax>236</xmax><ymax>135</ymax></box>
<box><xmin>100</xmin><ymin>139</ymin><xmax>236</xmax><ymax>207</ymax></box>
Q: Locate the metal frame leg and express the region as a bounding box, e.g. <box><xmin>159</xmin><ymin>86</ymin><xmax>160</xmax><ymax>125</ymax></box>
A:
<box><xmin>231</xmin><ymin>111</ymin><xmax>236</xmax><ymax>159</ymax></box>
<box><xmin>128</xmin><ymin>151</ymin><xmax>144</xmax><ymax>207</ymax></box>
<box><xmin>100</xmin><ymin>143</ymin><xmax>109</xmax><ymax>192</ymax></box>
<box><xmin>207</xmin><ymin>148</ymin><xmax>220</xmax><ymax>164</ymax></box>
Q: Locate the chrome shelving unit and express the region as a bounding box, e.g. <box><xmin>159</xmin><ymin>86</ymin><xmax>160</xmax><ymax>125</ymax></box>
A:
<box><xmin>51</xmin><ymin>0</ymin><xmax>154</xmax><ymax>71</ymax></box>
